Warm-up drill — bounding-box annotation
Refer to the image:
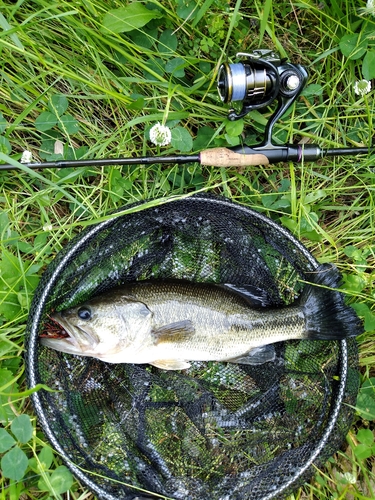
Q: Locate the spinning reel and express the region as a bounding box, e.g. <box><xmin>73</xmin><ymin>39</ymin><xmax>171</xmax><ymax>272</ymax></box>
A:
<box><xmin>212</xmin><ymin>49</ymin><xmax>370</xmax><ymax>165</ymax></box>
<box><xmin>0</xmin><ymin>49</ymin><xmax>372</xmax><ymax>171</ymax></box>
<box><xmin>218</xmin><ymin>49</ymin><xmax>306</xmax><ymax>114</ymax></box>
<box><xmin>217</xmin><ymin>49</ymin><xmax>308</xmax><ymax>146</ymax></box>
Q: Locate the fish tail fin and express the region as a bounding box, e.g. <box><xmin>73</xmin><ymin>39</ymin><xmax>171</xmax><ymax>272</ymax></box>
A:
<box><xmin>300</xmin><ymin>263</ymin><xmax>363</xmax><ymax>340</ymax></box>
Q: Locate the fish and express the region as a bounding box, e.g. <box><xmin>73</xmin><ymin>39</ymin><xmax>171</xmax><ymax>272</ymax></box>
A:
<box><xmin>40</xmin><ymin>263</ymin><xmax>363</xmax><ymax>370</ymax></box>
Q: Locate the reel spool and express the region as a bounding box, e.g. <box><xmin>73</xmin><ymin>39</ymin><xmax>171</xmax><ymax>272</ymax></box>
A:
<box><xmin>217</xmin><ymin>50</ymin><xmax>281</xmax><ymax>112</ymax></box>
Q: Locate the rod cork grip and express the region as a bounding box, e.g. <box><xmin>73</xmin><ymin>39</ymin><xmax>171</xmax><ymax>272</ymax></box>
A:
<box><xmin>200</xmin><ymin>147</ymin><xmax>270</xmax><ymax>167</ymax></box>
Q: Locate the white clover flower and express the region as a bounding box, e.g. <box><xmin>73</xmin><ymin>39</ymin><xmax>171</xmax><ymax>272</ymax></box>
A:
<box><xmin>149</xmin><ymin>122</ymin><xmax>171</xmax><ymax>147</ymax></box>
<box><xmin>358</xmin><ymin>0</ymin><xmax>375</xmax><ymax>16</ymax></box>
<box><xmin>20</xmin><ymin>150</ymin><xmax>33</xmax><ymax>163</ymax></box>
<box><xmin>354</xmin><ymin>79</ymin><xmax>371</xmax><ymax>96</ymax></box>
<box><xmin>342</xmin><ymin>472</ymin><xmax>357</xmax><ymax>485</ymax></box>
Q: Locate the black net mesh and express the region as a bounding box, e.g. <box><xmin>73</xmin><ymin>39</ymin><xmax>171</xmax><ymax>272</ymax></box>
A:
<box><xmin>25</xmin><ymin>194</ymin><xmax>359</xmax><ymax>500</ymax></box>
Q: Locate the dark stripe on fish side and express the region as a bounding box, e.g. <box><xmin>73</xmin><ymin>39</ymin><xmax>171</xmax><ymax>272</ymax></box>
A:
<box><xmin>230</xmin><ymin>309</ymin><xmax>305</xmax><ymax>337</ymax></box>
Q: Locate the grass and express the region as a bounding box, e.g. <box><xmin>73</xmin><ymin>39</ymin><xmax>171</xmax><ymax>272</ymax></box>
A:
<box><xmin>0</xmin><ymin>0</ymin><xmax>374</xmax><ymax>498</ymax></box>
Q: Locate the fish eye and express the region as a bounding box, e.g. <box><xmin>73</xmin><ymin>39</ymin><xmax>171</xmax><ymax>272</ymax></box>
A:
<box><xmin>77</xmin><ymin>307</ymin><xmax>92</xmax><ymax>321</ymax></box>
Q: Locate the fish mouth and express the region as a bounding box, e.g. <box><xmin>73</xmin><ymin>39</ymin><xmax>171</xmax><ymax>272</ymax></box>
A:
<box><xmin>40</xmin><ymin>313</ymin><xmax>100</xmax><ymax>355</ymax></box>
<box><xmin>40</xmin><ymin>315</ymin><xmax>70</xmax><ymax>339</ymax></box>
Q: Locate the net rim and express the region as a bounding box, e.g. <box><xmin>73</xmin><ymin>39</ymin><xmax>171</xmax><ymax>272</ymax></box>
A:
<box><xmin>26</xmin><ymin>194</ymin><xmax>349</xmax><ymax>500</ymax></box>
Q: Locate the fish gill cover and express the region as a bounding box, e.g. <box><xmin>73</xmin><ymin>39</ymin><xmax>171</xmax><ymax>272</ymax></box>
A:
<box><xmin>25</xmin><ymin>194</ymin><xmax>359</xmax><ymax>500</ymax></box>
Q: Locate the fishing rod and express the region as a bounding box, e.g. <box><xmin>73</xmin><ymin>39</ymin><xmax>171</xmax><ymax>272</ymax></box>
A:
<box><xmin>0</xmin><ymin>49</ymin><xmax>372</xmax><ymax>172</ymax></box>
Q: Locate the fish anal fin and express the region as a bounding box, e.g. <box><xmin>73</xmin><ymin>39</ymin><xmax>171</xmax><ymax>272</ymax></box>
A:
<box><xmin>227</xmin><ymin>344</ymin><xmax>276</xmax><ymax>366</ymax></box>
<box><xmin>151</xmin><ymin>359</ymin><xmax>191</xmax><ymax>370</ymax></box>
<box><xmin>153</xmin><ymin>320</ymin><xmax>194</xmax><ymax>344</ymax></box>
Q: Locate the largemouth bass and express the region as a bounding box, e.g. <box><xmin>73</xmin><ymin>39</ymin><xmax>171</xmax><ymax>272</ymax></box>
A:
<box><xmin>41</xmin><ymin>264</ymin><xmax>362</xmax><ymax>370</ymax></box>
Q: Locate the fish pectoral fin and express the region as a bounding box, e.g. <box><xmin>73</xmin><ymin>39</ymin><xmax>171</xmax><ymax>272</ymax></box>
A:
<box><xmin>227</xmin><ymin>344</ymin><xmax>276</xmax><ymax>365</ymax></box>
<box><xmin>150</xmin><ymin>359</ymin><xmax>191</xmax><ymax>370</ymax></box>
<box><xmin>153</xmin><ymin>320</ymin><xmax>195</xmax><ymax>344</ymax></box>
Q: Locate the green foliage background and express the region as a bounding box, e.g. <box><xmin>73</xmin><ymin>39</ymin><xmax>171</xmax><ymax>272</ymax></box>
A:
<box><xmin>0</xmin><ymin>0</ymin><xmax>374</xmax><ymax>498</ymax></box>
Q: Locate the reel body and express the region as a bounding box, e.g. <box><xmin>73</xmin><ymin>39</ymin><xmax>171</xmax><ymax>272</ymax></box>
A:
<box><xmin>217</xmin><ymin>49</ymin><xmax>308</xmax><ymax>148</ymax></box>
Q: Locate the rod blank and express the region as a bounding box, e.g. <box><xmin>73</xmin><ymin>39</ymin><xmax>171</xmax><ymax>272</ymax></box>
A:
<box><xmin>324</xmin><ymin>147</ymin><xmax>371</xmax><ymax>157</ymax></box>
<box><xmin>0</xmin><ymin>146</ymin><xmax>372</xmax><ymax>171</ymax></box>
<box><xmin>0</xmin><ymin>154</ymin><xmax>201</xmax><ymax>171</ymax></box>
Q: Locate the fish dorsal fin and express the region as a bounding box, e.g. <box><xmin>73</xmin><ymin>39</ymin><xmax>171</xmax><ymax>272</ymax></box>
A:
<box><xmin>151</xmin><ymin>359</ymin><xmax>191</xmax><ymax>370</ymax></box>
<box><xmin>153</xmin><ymin>320</ymin><xmax>195</xmax><ymax>344</ymax></box>
<box><xmin>220</xmin><ymin>283</ymin><xmax>274</xmax><ymax>307</ymax></box>
<box><xmin>227</xmin><ymin>344</ymin><xmax>276</xmax><ymax>365</ymax></box>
